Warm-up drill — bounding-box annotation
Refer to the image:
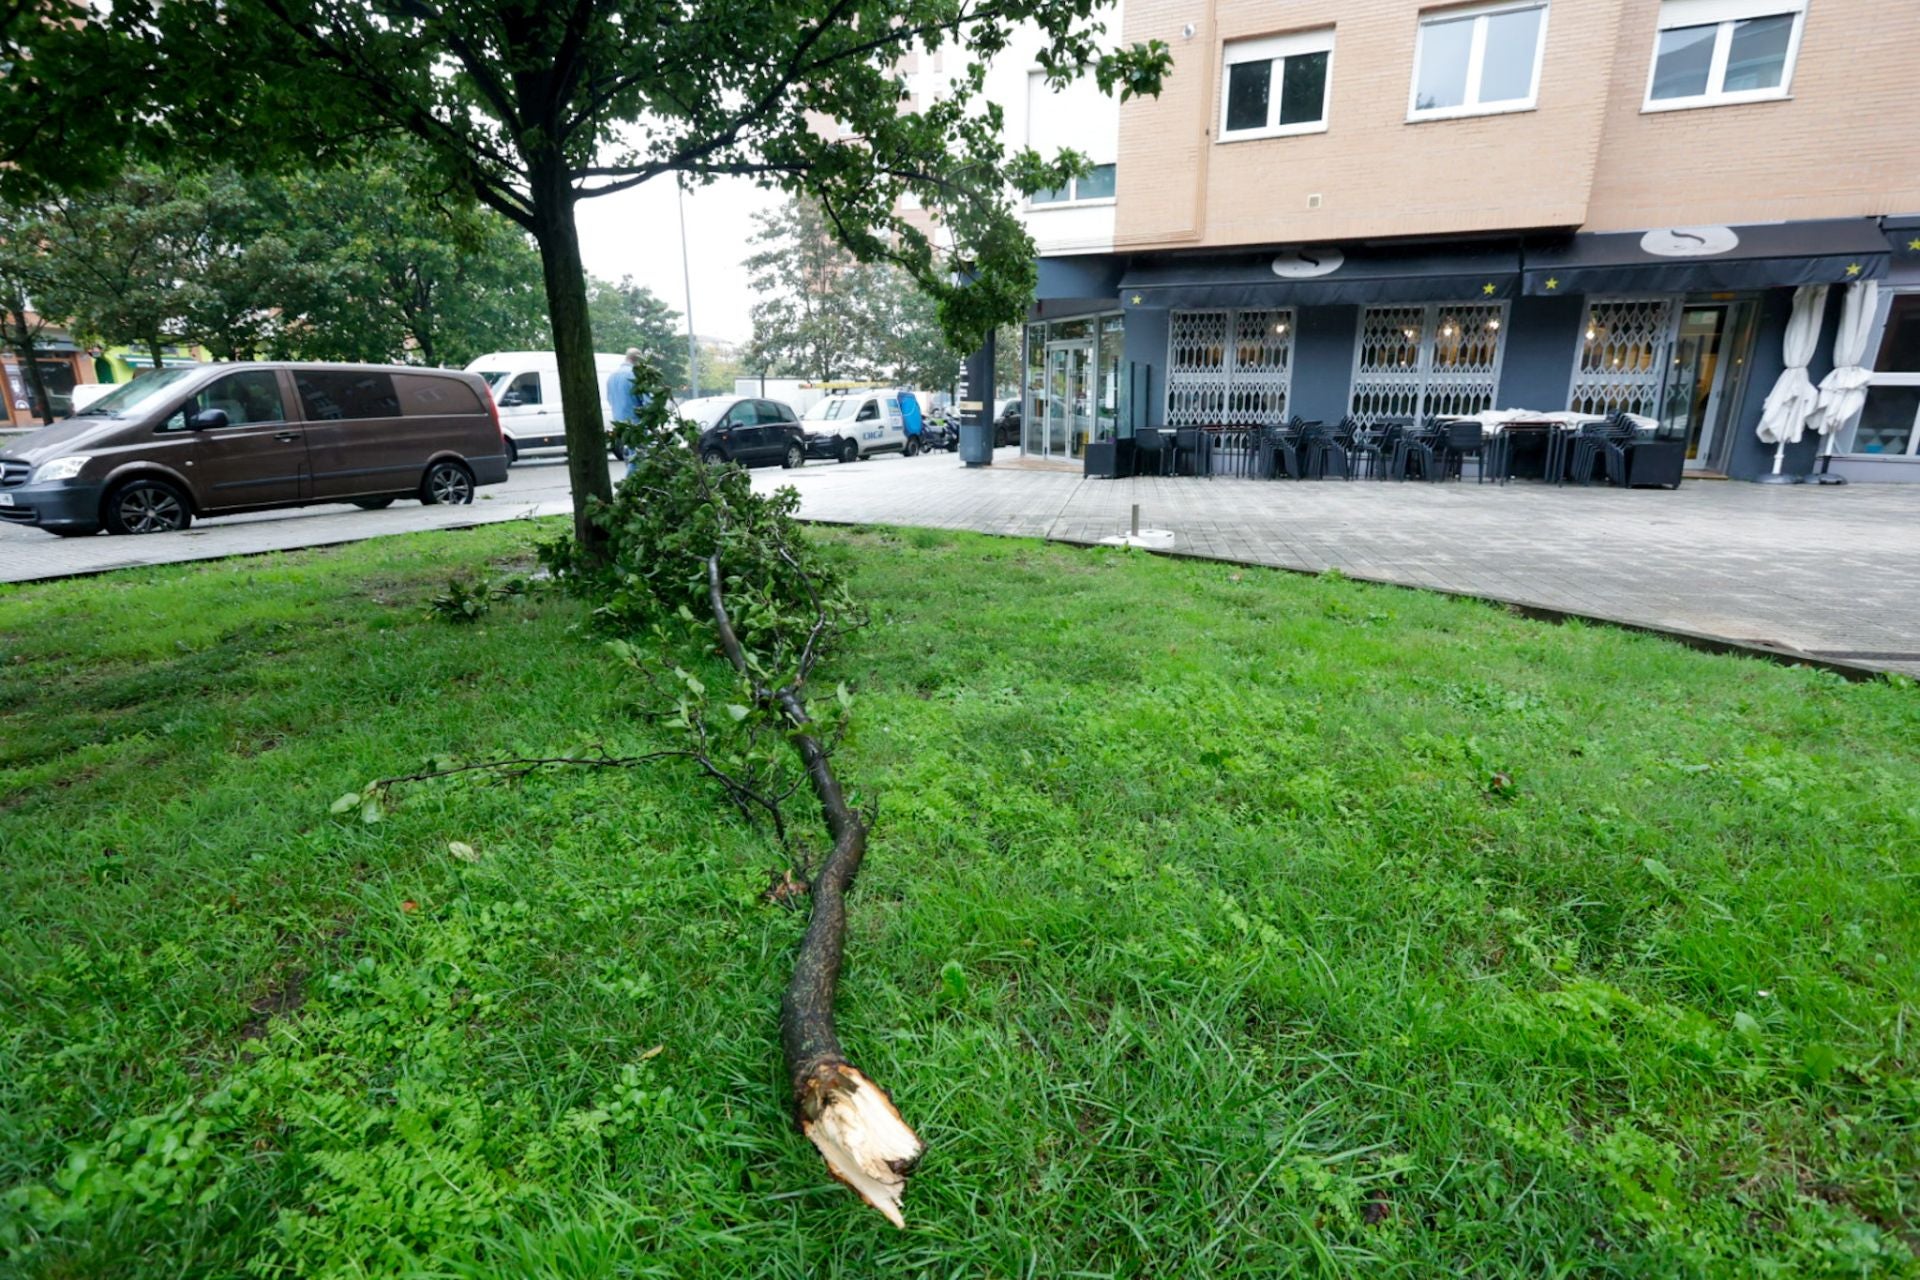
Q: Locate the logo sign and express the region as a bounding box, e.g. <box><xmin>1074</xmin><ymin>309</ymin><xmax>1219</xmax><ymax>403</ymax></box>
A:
<box><xmin>1639</xmin><ymin>226</ymin><xmax>1740</xmax><ymax>259</ymax></box>
<box><xmin>1270</xmin><ymin>247</ymin><xmax>1345</xmax><ymax>279</ymax></box>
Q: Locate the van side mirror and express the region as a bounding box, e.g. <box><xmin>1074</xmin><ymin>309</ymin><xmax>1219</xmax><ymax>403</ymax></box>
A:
<box><xmin>498</xmin><ymin>392</ymin><xmax>524</xmax><ymax>407</ymax></box>
<box><xmin>188</xmin><ymin>408</ymin><xmax>229</xmax><ymax>431</ymax></box>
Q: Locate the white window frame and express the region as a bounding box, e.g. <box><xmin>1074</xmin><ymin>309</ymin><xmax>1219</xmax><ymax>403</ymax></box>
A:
<box><xmin>1642</xmin><ymin>0</ymin><xmax>1805</xmax><ymax>113</ymax></box>
<box><xmin>1836</xmin><ymin>288</ymin><xmax>1920</xmax><ymax>460</ymax></box>
<box><xmin>1218</xmin><ymin>28</ymin><xmax>1336</xmax><ymax>142</ymax></box>
<box><xmin>1407</xmin><ymin>0</ymin><xmax>1550</xmax><ymax>123</ymax></box>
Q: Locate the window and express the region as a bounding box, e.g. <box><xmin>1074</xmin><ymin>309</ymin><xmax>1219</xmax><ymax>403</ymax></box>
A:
<box><xmin>1350</xmin><ymin>303</ymin><xmax>1507</xmax><ymax>423</ymax></box>
<box><xmin>1166</xmin><ymin>309</ymin><xmax>1295</xmax><ymax>427</ymax></box>
<box><xmin>1567</xmin><ymin>299</ymin><xmax>1676</xmax><ymax>419</ymax></box>
<box><xmin>1840</xmin><ymin>295</ymin><xmax>1920</xmax><ymax>457</ymax></box>
<box><xmin>855</xmin><ymin>401</ymin><xmax>878</xmax><ymax>422</ymax></box>
<box><xmin>1219</xmin><ymin>29</ymin><xmax>1333</xmax><ymax>141</ymax></box>
<box><xmin>754</xmin><ymin>401</ymin><xmax>791</xmax><ymax>425</ymax></box>
<box><xmin>294</xmin><ymin>370</ymin><xmax>400</xmax><ymax>422</ymax></box>
<box><xmin>503</xmin><ymin>371</ymin><xmax>542</xmax><ymax>405</ymax></box>
<box><xmin>165</xmin><ymin>370</ymin><xmax>287</xmax><ymax>431</ymax></box>
<box><xmin>1645</xmin><ymin>0</ymin><xmax>1803</xmax><ymax>110</ymax></box>
<box><xmin>1409</xmin><ymin>2</ymin><xmax>1548</xmax><ymax>120</ymax></box>
<box><xmin>1031</xmin><ymin>164</ymin><xmax>1117</xmax><ymax>205</ymax></box>
<box><xmin>723</xmin><ymin>401</ymin><xmax>757</xmax><ymax>428</ymax></box>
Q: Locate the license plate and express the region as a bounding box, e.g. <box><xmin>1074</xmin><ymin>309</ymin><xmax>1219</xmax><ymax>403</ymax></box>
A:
<box><xmin>0</xmin><ymin>493</ymin><xmax>14</xmax><ymax>506</ymax></box>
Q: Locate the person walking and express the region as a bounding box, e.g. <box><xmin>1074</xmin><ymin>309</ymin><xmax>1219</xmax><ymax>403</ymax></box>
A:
<box><xmin>607</xmin><ymin>348</ymin><xmax>643</xmax><ymax>467</ymax></box>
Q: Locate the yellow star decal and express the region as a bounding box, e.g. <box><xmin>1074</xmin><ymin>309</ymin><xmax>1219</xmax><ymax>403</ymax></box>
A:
<box><xmin>1544</xmin><ymin>276</ymin><xmax>1560</xmax><ymax>291</ymax></box>
<box><xmin>1845</xmin><ymin>263</ymin><xmax>1862</xmax><ymax>276</ymax></box>
<box><xmin>1483</xmin><ymin>282</ymin><xmax>1497</xmax><ymax>295</ymax></box>
<box><xmin>1909</xmin><ymin>238</ymin><xmax>1920</xmax><ymax>252</ymax></box>
<box><xmin>1130</xmin><ymin>294</ymin><xmax>1143</xmax><ymax>305</ymax></box>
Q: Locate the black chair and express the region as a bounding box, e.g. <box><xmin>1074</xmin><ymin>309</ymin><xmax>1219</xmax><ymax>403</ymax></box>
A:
<box><xmin>1135</xmin><ymin>428</ymin><xmax>1174</xmax><ymax>476</ymax></box>
<box><xmin>1443</xmin><ymin>421</ymin><xmax>1490</xmax><ymax>482</ymax></box>
<box><xmin>1343</xmin><ymin>418</ymin><xmax>1390</xmax><ymax>480</ymax></box>
<box><xmin>1603</xmin><ymin>420</ymin><xmax>1686</xmax><ymax>489</ymax></box>
<box><xmin>1258</xmin><ymin>422</ymin><xmax>1301</xmax><ymax>479</ymax></box>
<box><xmin>1564</xmin><ymin>421</ymin><xmax>1616</xmax><ymax>486</ymax></box>
<box><xmin>1396</xmin><ymin>418</ymin><xmax>1450</xmax><ymax>481</ymax></box>
<box><xmin>1172</xmin><ymin>427</ymin><xmax>1212</xmax><ymax>478</ymax></box>
<box><xmin>1300</xmin><ymin>421</ymin><xmax>1350</xmax><ymax>479</ymax></box>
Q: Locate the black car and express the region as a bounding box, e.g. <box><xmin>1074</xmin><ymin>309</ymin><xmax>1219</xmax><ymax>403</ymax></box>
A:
<box><xmin>678</xmin><ymin>395</ymin><xmax>808</xmax><ymax>468</ymax></box>
<box><xmin>993</xmin><ymin>400</ymin><xmax>1021</xmax><ymax>448</ymax></box>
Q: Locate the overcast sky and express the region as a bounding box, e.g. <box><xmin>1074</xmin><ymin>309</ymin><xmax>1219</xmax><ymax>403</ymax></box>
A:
<box><xmin>575</xmin><ymin>175</ymin><xmax>780</xmax><ymax>347</ymax></box>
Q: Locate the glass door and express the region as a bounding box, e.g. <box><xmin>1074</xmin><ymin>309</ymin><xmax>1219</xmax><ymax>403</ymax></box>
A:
<box><xmin>1043</xmin><ymin>341</ymin><xmax>1092</xmax><ymax>460</ymax></box>
<box><xmin>1659</xmin><ymin>300</ymin><xmax>1757</xmax><ymax>472</ymax></box>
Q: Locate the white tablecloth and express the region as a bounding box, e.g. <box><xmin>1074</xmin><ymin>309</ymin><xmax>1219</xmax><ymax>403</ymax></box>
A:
<box><xmin>1440</xmin><ymin>409</ymin><xmax>1659</xmax><ymax>433</ymax></box>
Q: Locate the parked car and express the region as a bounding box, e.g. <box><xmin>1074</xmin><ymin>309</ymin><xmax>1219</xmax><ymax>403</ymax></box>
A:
<box><xmin>0</xmin><ymin>362</ymin><xmax>508</xmax><ymax>537</ymax></box>
<box><xmin>993</xmin><ymin>399</ymin><xmax>1021</xmax><ymax>448</ymax></box>
<box><xmin>464</xmin><ymin>350</ymin><xmax>631</xmax><ymax>463</ymax></box>
<box><xmin>800</xmin><ymin>392</ymin><xmax>908</xmax><ymax>462</ymax></box>
<box><xmin>672</xmin><ymin>395</ymin><xmax>807</xmax><ymax>468</ymax></box>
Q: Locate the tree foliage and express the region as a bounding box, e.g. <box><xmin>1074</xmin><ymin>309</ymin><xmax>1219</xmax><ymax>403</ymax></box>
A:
<box><xmin>585</xmin><ymin>276</ymin><xmax>683</xmax><ymax>378</ymax></box>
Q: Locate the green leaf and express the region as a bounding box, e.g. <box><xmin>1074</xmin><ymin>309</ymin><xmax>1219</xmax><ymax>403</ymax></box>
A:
<box><xmin>448</xmin><ymin>840</ymin><xmax>479</xmax><ymax>862</ymax></box>
<box><xmin>725</xmin><ymin>704</ymin><xmax>750</xmax><ymax>722</ymax></box>
<box><xmin>1640</xmin><ymin>857</ymin><xmax>1677</xmax><ymax>891</ymax></box>
<box><xmin>836</xmin><ymin>682</ymin><xmax>852</xmax><ymax>711</ymax></box>
<box><xmin>360</xmin><ymin>797</ymin><xmax>383</xmax><ymax>825</ymax></box>
<box><xmin>1732</xmin><ymin>1011</ymin><xmax>1761</xmax><ymax>1040</ymax></box>
<box><xmin>329</xmin><ymin>792</ymin><xmax>362</xmax><ymax>815</ymax></box>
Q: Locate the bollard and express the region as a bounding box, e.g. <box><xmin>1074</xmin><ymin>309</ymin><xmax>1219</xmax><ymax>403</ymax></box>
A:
<box><xmin>1130</xmin><ymin>504</ymin><xmax>1140</xmax><ymax>537</ymax></box>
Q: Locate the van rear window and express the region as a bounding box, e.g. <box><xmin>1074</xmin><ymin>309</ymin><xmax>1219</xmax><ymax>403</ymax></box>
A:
<box><xmin>295</xmin><ymin>370</ymin><xmax>400</xmax><ymax>421</ymax></box>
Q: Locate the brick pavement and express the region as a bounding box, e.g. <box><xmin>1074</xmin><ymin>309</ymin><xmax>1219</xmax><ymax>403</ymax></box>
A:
<box><xmin>2</xmin><ymin>449</ymin><xmax>1915</xmax><ymax>676</ymax></box>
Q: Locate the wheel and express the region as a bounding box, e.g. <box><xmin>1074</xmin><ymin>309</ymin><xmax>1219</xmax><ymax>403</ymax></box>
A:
<box><xmin>838</xmin><ymin>438</ymin><xmax>859</xmax><ymax>464</ymax></box>
<box><xmin>505</xmin><ymin>438</ymin><xmax>519</xmax><ymax>464</ymax></box>
<box><xmin>419</xmin><ymin>459</ymin><xmax>475</xmax><ymax>505</ymax></box>
<box><xmin>103</xmin><ymin>477</ymin><xmax>192</xmax><ymax>535</ymax></box>
<box><xmin>45</xmin><ymin>525</ymin><xmax>99</xmax><ymax>538</ymax></box>
<box><xmin>351</xmin><ymin>497</ymin><xmax>395</xmax><ymax>510</ymax></box>
<box><xmin>701</xmin><ymin>448</ymin><xmax>726</xmax><ymax>466</ymax></box>
<box><xmin>905</xmin><ymin>437</ymin><xmax>921</xmax><ymax>457</ymax></box>
<box><xmin>782</xmin><ymin>441</ymin><xmax>804</xmax><ymax>469</ymax></box>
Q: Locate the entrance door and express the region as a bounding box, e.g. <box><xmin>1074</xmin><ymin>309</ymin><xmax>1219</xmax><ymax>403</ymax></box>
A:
<box><xmin>1660</xmin><ymin>301</ymin><xmax>1758</xmax><ymax>472</ymax></box>
<box><xmin>1043</xmin><ymin>341</ymin><xmax>1092</xmax><ymax>460</ymax></box>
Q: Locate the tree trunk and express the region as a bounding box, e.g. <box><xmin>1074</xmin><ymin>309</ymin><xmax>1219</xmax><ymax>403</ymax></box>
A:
<box><xmin>4</xmin><ymin>291</ymin><xmax>56</xmax><ymax>425</ymax></box>
<box><xmin>150</xmin><ymin>337</ymin><xmax>166</xmax><ymax>371</ymax></box>
<box><xmin>529</xmin><ymin>169</ymin><xmax>614</xmax><ymax>565</ymax></box>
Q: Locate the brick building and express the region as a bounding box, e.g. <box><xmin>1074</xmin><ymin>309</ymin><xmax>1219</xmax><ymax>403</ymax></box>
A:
<box><xmin>1011</xmin><ymin>0</ymin><xmax>1920</xmax><ymax>481</ymax></box>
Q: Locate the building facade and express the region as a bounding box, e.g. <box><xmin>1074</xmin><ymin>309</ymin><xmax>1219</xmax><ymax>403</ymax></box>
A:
<box><xmin>1017</xmin><ymin>0</ymin><xmax>1920</xmax><ymax>481</ymax></box>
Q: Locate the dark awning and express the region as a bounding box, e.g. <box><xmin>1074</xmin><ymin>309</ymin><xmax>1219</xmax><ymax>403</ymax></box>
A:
<box><xmin>1523</xmin><ymin>220</ymin><xmax>1890</xmax><ymax>297</ymax></box>
<box><xmin>1119</xmin><ymin>240</ymin><xmax>1521</xmax><ymax>309</ymax></box>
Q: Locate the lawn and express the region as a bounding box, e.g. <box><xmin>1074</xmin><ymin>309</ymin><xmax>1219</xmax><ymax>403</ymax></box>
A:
<box><xmin>0</xmin><ymin>522</ymin><xmax>1915</xmax><ymax>1277</ymax></box>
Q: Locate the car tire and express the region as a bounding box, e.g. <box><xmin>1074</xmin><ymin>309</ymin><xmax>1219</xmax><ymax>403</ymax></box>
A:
<box><xmin>351</xmin><ymin>497</ymin><xmax>396</xmax><ymax>510</ymax></box>
<box><xmin>420</xmin><ymin>459</ymin><xmax>475</xmax><ymax>506</ymax></box>
<box><xmin>838</xmin><ymin>438</ymin><xmax>859</xmax><ymax>464</ymax></box>
<box><xmin>45</xmin><ymin>525</ymin><xmax>99</xmax><ymax>538</ymax></box>
<box><xmin>905</xmin><ymin>437</ymin><xmax>920</xmax><ymax>457</ymax></box>
<box><xmin>505</xmin><ymin>438</ymin><xmax>519</xmax><ymax>465</ymax></box>
<box><xmin>701</xmin><ymin>448</ymin><xmax>726</xmax><ymax>466</ymax></box>
<box><xmin>782</xmin><ymin>441</ymin><xmax>804</xmax><ymax>469</ymax></box>
<box><xmin>103</xmin><ymin>477</ymin><xmax>192</xmax><ymax>535</ymax></box>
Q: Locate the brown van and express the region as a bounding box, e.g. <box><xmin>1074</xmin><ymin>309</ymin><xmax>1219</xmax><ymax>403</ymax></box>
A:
<box><xmin>0</xmin><ymin>362</ymin><xmax>510</xmax><ymax>536</ymax></box>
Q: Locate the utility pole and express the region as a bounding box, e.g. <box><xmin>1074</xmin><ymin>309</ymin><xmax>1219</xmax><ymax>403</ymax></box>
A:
<box><xmin>677</xmin><ymin>175</ymin><xmax>698</xmax><ymax>399</ymax></box>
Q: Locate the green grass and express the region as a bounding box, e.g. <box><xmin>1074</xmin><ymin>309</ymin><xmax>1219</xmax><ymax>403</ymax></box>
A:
<box><xmin>0</xmin><ymin>522</ymin><xmax>1916</xmax><ymax>1277</ymax></box>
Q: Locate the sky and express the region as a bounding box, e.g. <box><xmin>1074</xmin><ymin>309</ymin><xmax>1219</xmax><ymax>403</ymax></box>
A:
<box><xmin>574</xmin><ymin>175</ymin><xmax>782</xmax><ymax>347</ymax></box>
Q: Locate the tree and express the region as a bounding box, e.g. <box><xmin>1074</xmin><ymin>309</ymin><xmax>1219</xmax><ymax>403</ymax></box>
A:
<box><xmin>696</xmin><ymin>342</ymin><xmax>746</xmax><ymax>399</ymax></box>
<box><xmin>1</xmin><ymin>0</ymin><xmax>1168</xmax><ymax>561</ymax></box>
<box><xmin>0</xmin><ymin>200</ymin><xmax>60</xmax><ymax>425</ymax></box>
<box><xmin>745</xmin><ymin>197</ymin><xmax>880</xmax><ymax>383</ymax></box>
<box><xmin>41</xmin><ymin>157</ymin><xmax>556</xmax><ymax>369</ymax></box>
<box><xmin>585</xmin><ymin>276</ymin><xmax>682</xmax><ymax>376</ymax></box>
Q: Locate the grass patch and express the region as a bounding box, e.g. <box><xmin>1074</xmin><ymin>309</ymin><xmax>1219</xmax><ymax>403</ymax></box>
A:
<box><xmin>0</xmin><ymin>523</ymin><xmax>1915</xmax><ymax>1276</ymax></box>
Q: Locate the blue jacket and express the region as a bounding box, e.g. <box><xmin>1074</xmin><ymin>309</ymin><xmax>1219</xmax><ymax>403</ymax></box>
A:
<box><xmin>606</xmin><ymin>363</ymin><xmax>638</xmax><ymax>423</ymax></box>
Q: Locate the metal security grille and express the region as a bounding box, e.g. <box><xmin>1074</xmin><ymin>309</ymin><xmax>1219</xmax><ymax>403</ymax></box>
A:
<box><xmin>1567</xmin><ymin>299</ymin><xmax>1674</xmax><ymax>418</ymax></box>
<box><xmin>1349</xmin><ymin>302</ymin><xmax>1508</xmax><ymax>424</ymax></box>
<box><xmin>1166</xmin><ymin>308</ymin><xmax>1294</xmax><ymax>427</ymax></box>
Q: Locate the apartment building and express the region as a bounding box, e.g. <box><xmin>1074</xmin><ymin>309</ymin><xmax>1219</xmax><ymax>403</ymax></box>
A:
<box><xmin>1016</xmin><ymin>0</ymin><xmax>1920</xmax><ymax>481</ymax></box>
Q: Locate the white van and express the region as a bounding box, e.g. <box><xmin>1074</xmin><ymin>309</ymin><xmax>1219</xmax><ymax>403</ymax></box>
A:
<box><xmin>464</xmin><ymin>351</ymin><xmax>631</xmax><ymax>463</ymax></box>
<box><xmin>799</xmin><ymin>391</ymin><xmax>908</xmax><ymax>463</ymax></box>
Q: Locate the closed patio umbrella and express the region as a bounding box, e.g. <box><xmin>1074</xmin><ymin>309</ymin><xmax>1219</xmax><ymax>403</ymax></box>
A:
<box><xmin>1755</xmin><ymin>284</ymin><xmax>1829</xmax><ymax>483</ymax></box>
<box><xmin>1806</xmin><ymin>280</ymin><xmax>1878</xmax><ymax>483</ymax></box>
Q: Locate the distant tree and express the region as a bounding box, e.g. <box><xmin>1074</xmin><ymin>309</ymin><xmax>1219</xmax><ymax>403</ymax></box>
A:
<box><xmin>995</xmin><ymin>322</ymin><xmax>1023</xmax><ymax>400</ymax></box>
<box><xmin>35</xmin><ymin>171</ymin><xmax>187</xmax><ymax>371</ymax></box>
<box><xmin>745</xmin><ymin>198</ymin><xmax>878</xmax><ymax>383</ymax></box>
<box><xmin>585</xmin><ymin>276</ymin><xmax>682</xmax><ymax>375</ymax></box>
<box><xmin>696</xmin><ymin>342</ymin><xmax>746</xmax><ymax>399</ymax></box>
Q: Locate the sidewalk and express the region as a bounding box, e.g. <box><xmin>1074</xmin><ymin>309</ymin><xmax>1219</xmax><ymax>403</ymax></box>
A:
<box><xmin>2</xmin><ymin>452</ymin><xmax>1916</xmax><ymax>677</ymax></box>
